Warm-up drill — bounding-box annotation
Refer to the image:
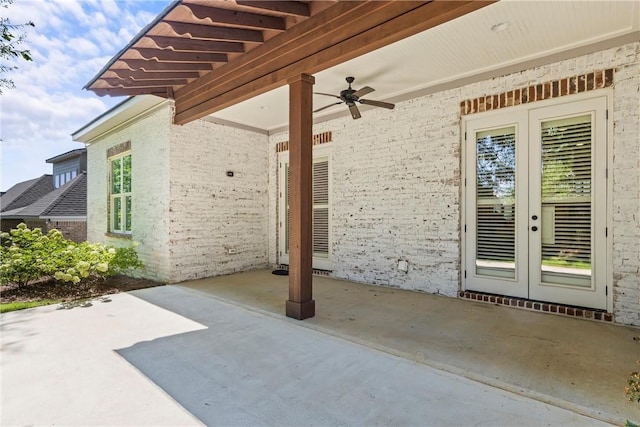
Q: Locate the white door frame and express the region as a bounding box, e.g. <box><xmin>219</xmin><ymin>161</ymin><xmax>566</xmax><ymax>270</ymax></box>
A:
<box><xmin>461</xmin><ymin>90</ymin><xmax>613</xmax><ymax>311</ymax></box>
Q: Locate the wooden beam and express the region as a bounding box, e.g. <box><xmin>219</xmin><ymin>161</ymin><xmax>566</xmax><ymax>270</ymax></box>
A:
<box><xmin>113</xmin><ymin>69</ymin><xmax>201</xmax><ymax>80</ymax></box>
<box><xmin>144</xmin><ymin>35</ymin><xmax>245</xmax><ymax>53</ymax></box>
<box><xmin>164</xmin><ymin>20</ymin><xmax>263</xmax><ymax>43</ymax></box>
<box><xmin>174</xmin><ymin>1</ymin><xmax>494</xmax><ymax>124</ymax></box>
<box><xmin>91</xmin><ymin>87</ymin><xmax>171</xmax><ymax>97</ymax></box>
<box><xmin>174</xmin><ymin>1</ymin><xmax>396</xmax><ymax>114</ymax></box>
<box><xmin>237</xmin><ymin>1</ymin><xmax>310</xmax><ymax>17</ymax></box>
<box><xmin>101</xmin><ymin>78</ymin><xmax>188</xmax><ymax>88</ymax></box>
<box><xmin>131</xmin><ymin>48</ymin><xmax>227</xmax><ymax>63</ymax></box>
<box><xmin>119</xmin><ymin>59</ymin><xmax>213</xmax><ymax>72</ymax></box>
<box><xmin>286</xmin><ymin>73</ymin><xmax>315</xmax><ymax>320</ymax></box>
<box><xmin>184</xmin><ymin>3</ymin><xmax>286</xmax><ymax>30</ymax></box>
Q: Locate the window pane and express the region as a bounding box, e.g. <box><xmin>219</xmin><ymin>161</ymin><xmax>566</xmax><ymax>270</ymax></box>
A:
<box><xmin>55</xmin><ymin>175</ymin><xmax>60</xmax><ymax>188</ymax></box>
<box><xmin>112</xmin><ymin>158</ymin><xmax>122</xmax><ymax>194</ymax></box>
<box><xmin>113</xmin><ymin>197</ymin><xmax>122</xmax><ymax>231</ymax></box>
<box><xmin>125</xmin><ymin>196</ymin><xmax>132</xmax><ymax>232</ymax></box>
<box><xmin>123</xmin><ymin>155</ymin><xmax>132</xmax><ymax>193</ymax></box>
<box><xmin>71</xmin><ymin>170</ymin><xmax>77</xmax><ymax>179</ymax></box>
<box><xmin>540</xmin><ymin>115</ymin><xmax>591</xmax><ymax>286</ymax></box>
<box><xmin>476</xmin><ymin>126</ymin><xmax>516</xmax><ymax>279</ymax></box>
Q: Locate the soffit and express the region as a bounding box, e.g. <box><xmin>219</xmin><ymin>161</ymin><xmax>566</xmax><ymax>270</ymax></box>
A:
<box><xmin>211</xmin><ymin>0</ymin><xmax>639</xmax><ymax>132</ymax></box>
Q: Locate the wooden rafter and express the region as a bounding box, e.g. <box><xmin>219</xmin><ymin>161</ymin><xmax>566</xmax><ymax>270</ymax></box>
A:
<box><xmin>237</xmin><ymin>1</ymin><xmax>310</xmax><ymax>17</ymax></box>
<box><xmin>112</xmin><ymin>70</ymin><xmax>201</xmax><ymax>80</ymax></box>
<box><xmin>119</xmin><ymin>59</ymin><xmax>213</xmax><ymax>72</ymax></box>
<box><xmin>102</xmin><ymin>78</ymin><xmax>189</xmax><ymax>88</ymax></box>
<box><xmin>163</xmin><ymin>21</ymin><xmax>264</xmax><ymax>43</ymax></box>
<box><xmin>92</xmin><ymin>87</ymin><xmax>172</xmax><ymax>97</ymax></box>
<box><xmin>131</xmin><ymin>48</ymin><xmax>228</xmax><ymax>63</ymax></box>
<box><xmin>183</xmin><ymin>3</ymin><xmax>287</xmax><ymax>30</ymax></box>
<box><xmin>173</xmin><ymin>1</ymin><xmax>411</xmax><ymax>114</ymax></box>
<box><xmin>86</xmin><ymin>1</ymin><xmax>494</xmax><ymax>102</ymax></box>
<box><xmin>144</xmin><ymin>36</ymin><xmax>245</xmax><ymax>53</ymax></box>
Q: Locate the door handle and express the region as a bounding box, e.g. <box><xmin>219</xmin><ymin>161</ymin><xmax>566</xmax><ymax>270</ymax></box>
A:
<box><xmin>531</xmin><ymin>215</ymin><xmax>538</xmax><ymax>220</ymax></box>
<box><xmin>531</xmin><ymin>226</ymin><xmax>538</xmax><ymax>231</ymax></box>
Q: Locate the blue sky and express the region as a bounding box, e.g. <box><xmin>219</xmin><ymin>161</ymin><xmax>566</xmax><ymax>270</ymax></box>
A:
<box><xmin>1</xmin><ymin>0</ymin><xmax>169</xmax><ymax>191</ymax></box>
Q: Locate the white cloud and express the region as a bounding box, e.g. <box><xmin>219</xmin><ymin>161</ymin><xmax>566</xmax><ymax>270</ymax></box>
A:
<box><xmin>0</xmin><ymin>0</ymin><xmax>168</xmax><ymax>191</ymax></box>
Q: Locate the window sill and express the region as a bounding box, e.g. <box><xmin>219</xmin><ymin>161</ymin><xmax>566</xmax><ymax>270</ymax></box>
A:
<box><xmin>105</xmin><ymin>232</ymin><xmax>132</xmax><ymax>240</ymax></box>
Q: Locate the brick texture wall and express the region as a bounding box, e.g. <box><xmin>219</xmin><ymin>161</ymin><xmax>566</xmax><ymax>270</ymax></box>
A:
<box><xmin>87</xmin><ymin>105</ymin><xmax>173</xmax><ymax>282</ymax></box>
<box><xmin>268</xmin><ymin>41</ymin><xmax>640</xmax><ymax>325</ymax></box>
<box><xmin>168</xmin><ymin>119</ymin><xmax>269</xmax><ymax>282</ymax></box>
<box><xmin>46</xmin><ymin>220</ymin><xmax>86</xmax><ymax>243</ymax></box>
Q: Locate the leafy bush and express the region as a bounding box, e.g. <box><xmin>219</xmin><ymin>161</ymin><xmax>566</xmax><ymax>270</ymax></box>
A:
<box><xmin>0</xmin><ymin>223</ymin><xmax>142</xmax><ymax>286</ymax></box>
<box><xmin>628</xmin><ymin>360</ymin><xmax>640</xmax><ymax>403</ymax></box>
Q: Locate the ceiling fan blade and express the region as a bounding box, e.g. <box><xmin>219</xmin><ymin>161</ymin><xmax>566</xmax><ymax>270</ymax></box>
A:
<box><xmin>349</xmin><ymin>104</ymin><xmax>361</xmax><ymax>120</ymax></box>
<box><xmin>314</xmin><ymin>102</ymin><xmax>342</xmax><ymax>113</ymax></box>
<box><xmin>314</xmin><ymin>92</ymin><xmax>341</xmax><ymax>99</ymax></box>
<box><xmin>360</xmin><ymin>99</ymin><xmax>395</xmax><ymax>110</ymax></box>
<box><xmin>353</xmin><ymin>86</ymin><xmax>374</xmax><ymax>98</ymax></box>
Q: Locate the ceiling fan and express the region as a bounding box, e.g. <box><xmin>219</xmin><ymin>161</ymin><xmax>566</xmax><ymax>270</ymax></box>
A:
<box><xmin>314</xmin><ymin>76</ymin><xmax>395</xmax><ymax>119</ymax></box>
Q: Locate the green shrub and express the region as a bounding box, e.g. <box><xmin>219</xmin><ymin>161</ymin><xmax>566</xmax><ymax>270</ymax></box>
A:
<box><xmin>0</xmin><ymin>223</ymin><xmax>142</xmax><ymax>286</ymax></box>
<box><xmin>628</xmin><ymin>361</ymin><xmax>640</xmax><ymax>403</ymax></box>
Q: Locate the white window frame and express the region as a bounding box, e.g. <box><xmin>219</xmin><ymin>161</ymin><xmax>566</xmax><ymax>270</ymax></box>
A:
<box><xmin>109</xmin><ymin>152</ymin><xmax>132</xmax><ymax>235</ymax></box>
<box><xmin>278</xmin><ymin>144</ymin><xmax>332</xmax><ymax>271</ymax></box>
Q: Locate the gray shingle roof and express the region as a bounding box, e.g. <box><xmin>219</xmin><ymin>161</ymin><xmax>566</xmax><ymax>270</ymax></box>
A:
<box><xmin>45</xmin><ymin>148</ymin><xmax>86</xmax><ymax>164</ymax></box>
<box><xmin>0</xmin><ymin>175</ymin><xmax>54</xmax><ymax>213</ymax></box>
<box><xmin>0</xmin><ymin>173</ymin><xmax>86</xmax><ymax>219</ymax></box>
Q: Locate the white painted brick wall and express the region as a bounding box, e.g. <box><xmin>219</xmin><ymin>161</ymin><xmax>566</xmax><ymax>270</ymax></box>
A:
<box><xmin>609</xmin><ymin>43</ymin><xmax>640</xmax><ymax>327</ymax></box>
<box><xmin>268</xmin><ymin>41</ymin><xmax>640</xmax><ymax>325</ymax></box>
<box><xmin>168</xmin><ymin>119</ymin><xmax>269</xmax><ymax>282</ymax></box>
<box><xmin>86</xmin><ymin>106</ymin><xmax>172</xmax><ymax>282</ymax></box>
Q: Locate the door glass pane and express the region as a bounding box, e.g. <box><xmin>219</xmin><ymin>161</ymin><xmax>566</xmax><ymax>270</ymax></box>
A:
<box><xmin>476</xmin><ymin>126</ymin><xmax>516</xmax><ymax>278</ymax></box>
<box><xmin>540</xmin><ymin>115</ymin><xmax>591</xmax><ymax>287</ymax></box>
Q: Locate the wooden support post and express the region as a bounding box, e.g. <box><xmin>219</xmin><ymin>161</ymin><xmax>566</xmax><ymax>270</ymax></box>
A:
<box><xmin>286</xmin><ymin>73</ymin><xmax>315</xmax><ymax>320</ymax></box>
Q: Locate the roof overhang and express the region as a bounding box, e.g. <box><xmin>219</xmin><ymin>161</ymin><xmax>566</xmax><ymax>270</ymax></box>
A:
<box><xmin>85</xmin><ymin>0</ymin><xmax>495</xmax><ymax>125</ymax></box>
<box><xmin>72</xmin><ymin>95</ymin><xmax>170</xmax><ymax>144</ymax></box>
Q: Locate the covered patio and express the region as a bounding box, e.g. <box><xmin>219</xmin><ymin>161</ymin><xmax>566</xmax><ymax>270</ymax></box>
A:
<box><xmin>177</xmin><ymin>269</ymin><xmax>640</xmax><ymax>423</ymax></box>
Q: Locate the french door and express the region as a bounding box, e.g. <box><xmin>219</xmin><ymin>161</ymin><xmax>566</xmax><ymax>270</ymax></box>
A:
<box><xmin>464</xmin><ymin>96</ymin><xmax>608</xmax><ymax>310</ymax></box>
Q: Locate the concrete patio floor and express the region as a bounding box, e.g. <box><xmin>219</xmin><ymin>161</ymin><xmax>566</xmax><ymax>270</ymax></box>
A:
<box><xmin>179</xmin><ymin>268</ymin><xmax>640</xmax><ymax>424</ymax></box>
<box><xmin>2</xmin><ymin>269</ymin><xmax>639</xmax><ymax>425</ymax></box>
<box><xmin>0</xmin><ymin>282</ymin><xmax>622</xmax><ymax>426</ymax></box>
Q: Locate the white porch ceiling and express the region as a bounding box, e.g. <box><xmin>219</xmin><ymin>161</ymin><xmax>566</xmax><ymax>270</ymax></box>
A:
<box><xmin>210</xmin><ymin>0</ymin><xmax>639</xmax><ymax>132</ymax></box>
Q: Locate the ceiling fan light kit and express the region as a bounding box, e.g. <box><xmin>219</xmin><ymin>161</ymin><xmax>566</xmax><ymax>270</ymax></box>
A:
<box><xmin>314</xmin><ymin>77</ymin><xmax>395</xmax><ymax>120</ymax></box>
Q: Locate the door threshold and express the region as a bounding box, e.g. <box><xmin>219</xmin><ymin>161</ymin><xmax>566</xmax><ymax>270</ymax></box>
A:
<box><xmin>276</xmin><ymin>265</ymin><xmax>332</xmax><ymax>277</ymax></box>
<box><xmin>459</xmin><ymin>291</ymin><xmax>612</xmax><ymax>323</ymax></box>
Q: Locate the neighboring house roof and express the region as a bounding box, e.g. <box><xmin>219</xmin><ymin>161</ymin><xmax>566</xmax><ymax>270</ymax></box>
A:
<box><xmin>45</xmin><ymin>148</ymin><xmax>86</xmax><ymax>164</ymax></box>
<box><xmin>0</xmin><ymin>175</ymin><xmax>54</xmax><ymax>213</ymax></box>
<box><xmin>1</xmin><ymin>173</ymin><xmax>87</xmax><ymax>219</ymax></box>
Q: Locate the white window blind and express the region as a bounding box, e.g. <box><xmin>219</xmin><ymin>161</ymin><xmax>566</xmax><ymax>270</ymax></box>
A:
<box><xmin>475</xmin><ymin>126</ymin><xmax>516</xmax><ymax>277</ymax></box>
<box><xmin>540</xmin><ymin>115</ymin><xmax>592</xmax><ymax>278</ymax></box>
